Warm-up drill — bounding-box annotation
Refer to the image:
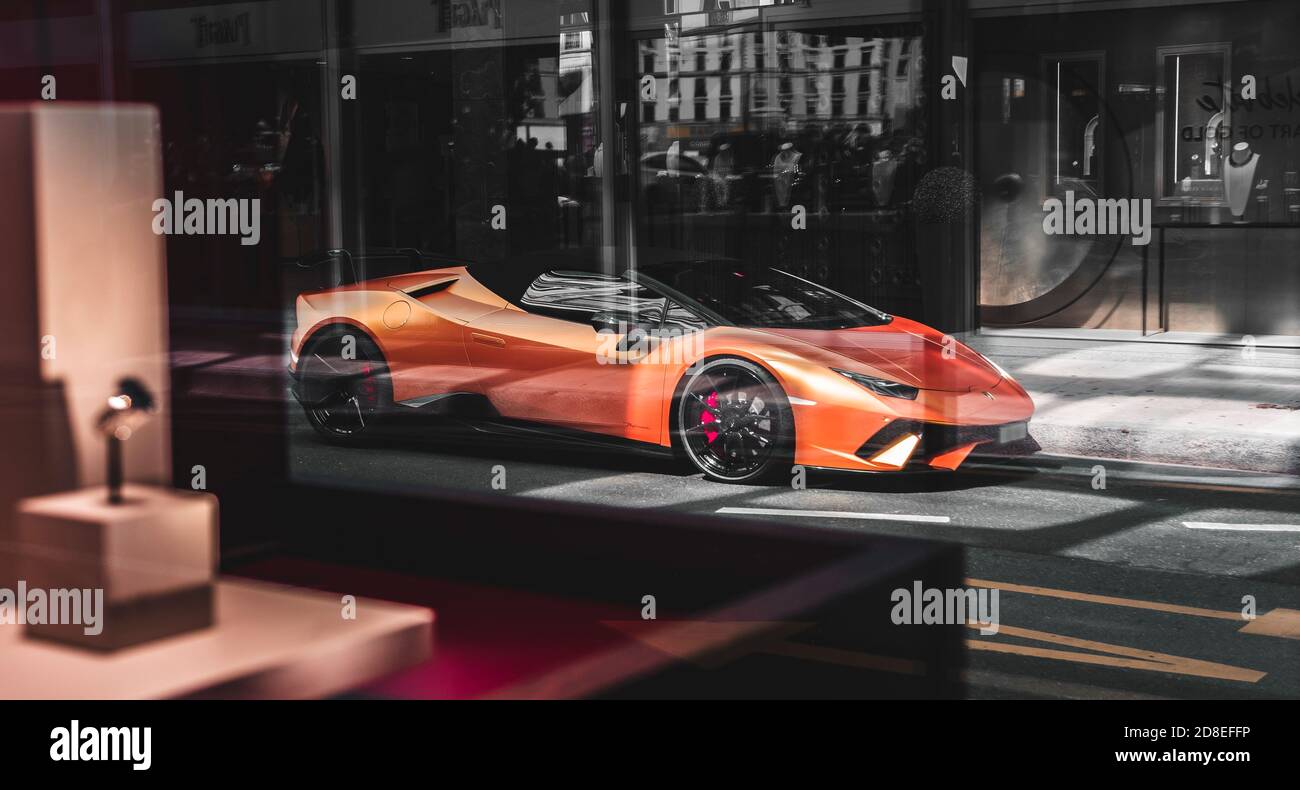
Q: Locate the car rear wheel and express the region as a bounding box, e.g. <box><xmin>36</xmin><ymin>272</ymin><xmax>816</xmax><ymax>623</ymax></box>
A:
<box><xmin>676</xmin><ymin>358</ymin><xmax>793</xmax><ymax>484</ymax></box>
<box><xmin>297</xmin><ymin>332</ymin><xmax>391</xmax><ymax>443</ymax></box>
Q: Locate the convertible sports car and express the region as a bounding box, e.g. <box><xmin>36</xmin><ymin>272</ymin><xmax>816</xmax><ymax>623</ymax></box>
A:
<box><xmin>289</xmin><ymin>250</ymin><xmax>1034</xmax><ymax>484</ymax></box>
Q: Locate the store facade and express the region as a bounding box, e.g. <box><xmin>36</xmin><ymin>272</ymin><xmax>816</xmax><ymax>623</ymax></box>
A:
<box><xmin>2</xmin><ymin>0</ymin><xmax>1296</xmax><ymax>342</ymax></box>
<box><xmin>973</xmin><ymin>0</ymin><xmax>1300</xmax><ymax>341</ymax></box>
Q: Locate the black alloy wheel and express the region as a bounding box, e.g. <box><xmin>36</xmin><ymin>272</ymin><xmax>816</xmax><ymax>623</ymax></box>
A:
<box><xmin>677</xmin><ymin>358</ymin><xmax>793</xmax><ymax>484</ymax></box>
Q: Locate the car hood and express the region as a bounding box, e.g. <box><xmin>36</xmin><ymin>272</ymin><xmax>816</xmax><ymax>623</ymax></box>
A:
<box><xmin>755</xmin><ymin>317</ymin><xmax>1002</xmax><ymax>392</ymax></box>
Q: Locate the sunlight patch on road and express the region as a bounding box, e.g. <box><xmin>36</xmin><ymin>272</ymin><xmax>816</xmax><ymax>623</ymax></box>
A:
<box><xmin>1184</xmin><ymin>521</ymin><xmax>1300</xmax><ymax>533</ymax></box>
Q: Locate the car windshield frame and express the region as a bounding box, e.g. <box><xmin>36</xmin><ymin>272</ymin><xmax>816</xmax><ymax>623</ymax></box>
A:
<box><xmin>630</xmin><ymin>263</ymin><xmax>892</xmax><ymax>331</ymax></box>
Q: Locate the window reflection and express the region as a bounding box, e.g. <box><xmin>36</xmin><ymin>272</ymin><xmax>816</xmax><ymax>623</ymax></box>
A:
<box><xmin>633</xmin><ymin>19</ymin><xmax>927</xmax><ymax>319</ymax></box>
<box><xmin>1159</xmin><ymin>44</ymin><xmax>1231</xmax><ymax>203</ymax></box>
<box><xmin>352</xmin><ymin>3</ymin><xmax>601</xmax><ymax>266</ymax></box>
<box><xmin>1048</xmin><ymin>56</ymin><xmax>1102</xmax><ymax>195</ymax></box>
<box><xmin>637</xmin><ymin>26</ymin><xmax>925</xmax><ymax>217</ymax></box>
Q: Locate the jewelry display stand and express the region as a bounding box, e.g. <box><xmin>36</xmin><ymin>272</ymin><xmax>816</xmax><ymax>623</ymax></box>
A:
<box><xmin>16</xmin><ymin>484</ymin><xmax>217</xmax><ymax>651</ymax></box>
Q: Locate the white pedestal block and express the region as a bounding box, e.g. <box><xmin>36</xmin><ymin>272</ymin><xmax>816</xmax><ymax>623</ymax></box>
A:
<box><xmin>16</xmin><ymin>485</ymin><xmax>217</xmax><ymax>650</ymax></box>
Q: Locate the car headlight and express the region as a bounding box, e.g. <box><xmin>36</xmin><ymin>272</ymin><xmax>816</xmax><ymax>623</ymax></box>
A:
<box><xmin>833</xmin><ymin>369</ymin><xmax>919</xmax><ymax>400</ymax></box>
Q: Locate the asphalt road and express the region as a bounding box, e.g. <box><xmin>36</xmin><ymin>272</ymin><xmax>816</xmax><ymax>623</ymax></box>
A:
<box><xmin>289</xmin><ymin>410</ymin><xmax>1300</xmax><ymax>699</ymax></box>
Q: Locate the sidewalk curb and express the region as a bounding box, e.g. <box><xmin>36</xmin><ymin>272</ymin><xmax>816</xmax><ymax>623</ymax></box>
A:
<box><xmin>968</xmin><ymin>452</ymin><xmax>1300</xmax><ymax>491</ymax></box>
<box><xmin>964</xmin><ymin>333</ymin><xmax>1300</xmax><ymax>478</ymax></box>
<box><xmin>1023</xmin><ymin>422</ymin><xmax>1300</xmax><ymax>477</ymax></box>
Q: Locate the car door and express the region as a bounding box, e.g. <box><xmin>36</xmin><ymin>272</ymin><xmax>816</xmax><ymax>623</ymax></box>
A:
<box><xmin>463</xmin><ymin>270</ymin><xmax>667</xmax><ymax>442</ymax></box>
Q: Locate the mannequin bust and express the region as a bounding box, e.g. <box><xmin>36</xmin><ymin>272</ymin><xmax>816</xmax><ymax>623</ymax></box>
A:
<box><xmin>1224</xmin><ymin>141</ymin><xmax>1260</xmax><ymax>220</ymax></box>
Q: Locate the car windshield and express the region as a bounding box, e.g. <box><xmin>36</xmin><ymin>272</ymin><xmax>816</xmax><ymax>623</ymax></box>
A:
<box><xmin>636</xmin><ymin>262</ymin><xmax>892</xmax><ymax>330</ymax></box>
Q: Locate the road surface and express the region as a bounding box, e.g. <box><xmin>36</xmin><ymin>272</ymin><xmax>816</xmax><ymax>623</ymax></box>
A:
<box><xmin>289</xmin><ymin>411</ymin><xmax>1300</xmax><ymax>699</ymax></box>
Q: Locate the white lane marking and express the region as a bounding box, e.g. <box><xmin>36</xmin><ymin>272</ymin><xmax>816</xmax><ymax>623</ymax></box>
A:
<box><xmin>717</xmin><ymin>506</ymin><xmax>950</xmax><ymax>524</ymax></box>
<box><xmin>1184</xmin><ymin>521</ymin><xmax>1300</xmax><ymax>533</ymax></box>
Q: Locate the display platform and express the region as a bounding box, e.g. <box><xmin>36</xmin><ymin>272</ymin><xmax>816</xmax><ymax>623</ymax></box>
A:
<box><xmin>0</xmin><ymin>578</ymin><xmax>434</xmax><ymax>699</ymax></box>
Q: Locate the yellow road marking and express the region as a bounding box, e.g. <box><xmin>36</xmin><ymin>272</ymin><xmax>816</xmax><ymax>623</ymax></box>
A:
<box><xmin>966</xmin><ymin>577</ymin><xmax>1241</xmax><ymax>620</ymax></box>
<box><xmin>966</xmin><ymin>623</ymin><xmax>1267</xmax><ymax>682</ymax></box>
<box><xmin>604</xmin><ymin>576</ymin><xmax>1286</xmax><ymax>687</ymax></box>
<box><xmin>968</xmin><ymin>577</ymin><xmax>1300</xmax><ymax>640</ymax></box>
<box><xmin>1239</xmin><ymin>608</ymin><xmax>1300</xmax><ymax>639</ymax></box>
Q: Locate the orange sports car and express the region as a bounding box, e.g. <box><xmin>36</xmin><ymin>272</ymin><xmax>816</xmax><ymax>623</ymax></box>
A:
<box><xmin>289</xmin><ymin>250</ymin><xmax>1034</xmax><ymax>484</ymax></box>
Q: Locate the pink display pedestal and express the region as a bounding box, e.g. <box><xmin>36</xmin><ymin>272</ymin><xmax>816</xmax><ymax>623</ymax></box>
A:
<box><xmin>15</xmin><ymin>484</ymin><xmax>217</xmax><ymax>650</ymax></box>
<box><xmin>0</xmin><ymin>578</ymin><xmax>434</xmax><ymax>699</ymax></box>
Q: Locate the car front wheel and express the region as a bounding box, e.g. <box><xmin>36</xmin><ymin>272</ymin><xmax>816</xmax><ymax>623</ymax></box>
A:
<box><xmin>676</xmin><ymin>358</ymin><xmax>793</xmax><ymax>484</ymax></box>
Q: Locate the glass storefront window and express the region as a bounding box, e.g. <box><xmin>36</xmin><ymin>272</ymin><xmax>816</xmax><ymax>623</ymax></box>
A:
<box><xmin>135</xmin><ymin>61</ymin><xmax>327</xmax><ymax>311</ymax></box>
<box><xmin>632</xmin><ymin>16</ymin><xmax>927</xmax><ymax>319</ymax></box>
<box><xmin>976</xmin><ymin>0</ymin><xmax>1300</xmax><ymax>338</ymax></box>
<box><xmin>1048</xmin><ymin>54</ymin><xmax>1103</xmax><ymax>195</ymax></box>
<box><xmin>347</xmin><ymin>2</ymin><xmax>602</xmax><ymax>271</ymax></box>
<box><xmin>10</xmin><ymin>0</ymin><xmax>1300</xmax><ymax>710</ymax></box>
<box><xmin>1158</xmin><ymin>43</ymin><xmax>1231</xmax><ymax>205</ymax></box>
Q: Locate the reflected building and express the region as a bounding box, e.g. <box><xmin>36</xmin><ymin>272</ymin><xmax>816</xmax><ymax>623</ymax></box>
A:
<box><xmin>637</xmin><ymin>29</ymin><xmax>924</xmax><ymax>168</ymax></box>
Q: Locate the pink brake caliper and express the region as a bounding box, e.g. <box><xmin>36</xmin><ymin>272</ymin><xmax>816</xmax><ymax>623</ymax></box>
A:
<box><xmin>701</xmin><ymin>391</ymin><xmax>720</xmax><ymax>443</ymax></box>
<box><xmin>358</xmin><ymin>362</ymin><xmax>377</xmax><ymax>405</ymax></box>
